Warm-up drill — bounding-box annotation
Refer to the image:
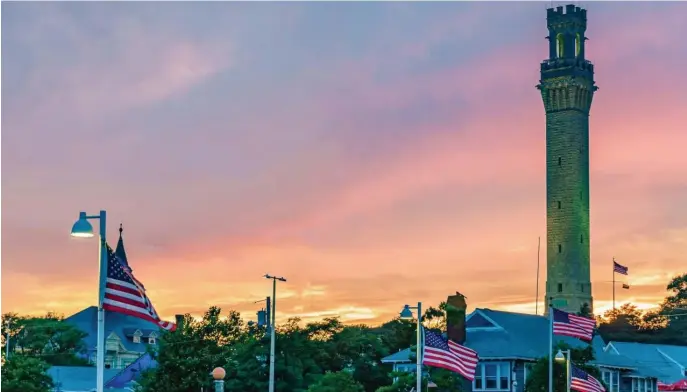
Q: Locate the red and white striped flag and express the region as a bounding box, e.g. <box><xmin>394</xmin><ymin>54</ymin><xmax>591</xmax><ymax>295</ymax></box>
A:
<box><xmin>422</xmin><ymin>328</ymin><xmax>479</xmax><ymax>381</ymax></box>
<box><xmin>103</xmin><ymin>244</ymin><xmax>176</xmax><ymax>331</ymax></box>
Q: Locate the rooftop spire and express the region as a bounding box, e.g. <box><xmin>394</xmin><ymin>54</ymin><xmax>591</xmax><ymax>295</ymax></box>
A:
<box><xmin>115</xmin><ymin>223</ymin><xmax>129</xmax><ymax>268</ymax></box>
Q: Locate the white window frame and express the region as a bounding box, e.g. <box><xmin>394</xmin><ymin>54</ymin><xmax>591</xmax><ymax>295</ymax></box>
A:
<box><xmin>133</xmin><ymin>335</ymin><xmax>141</xmax><ymax>343</ymax></box>
<box><xmin>633</xmin><ymin>378</ymin><xmax>653</xmax><ymax>392</ymax></box>
<box><xmin>601</xmin><ymin>369</ymin><xmax>620</xmax><ymax>392</ymax></box>
<box><xmin>148</xmin><ymin>336</ymin><xmax>156</xmax><ymax>344</ymax></box>
<box><xmin>472</xmin><ymin>362</ymin><xmax>511</xmax><ymax>391</ymax></box>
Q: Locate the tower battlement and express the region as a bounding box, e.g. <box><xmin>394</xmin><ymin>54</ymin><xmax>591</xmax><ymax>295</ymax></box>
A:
<box><xmin>547</xmin><ymin>4</ymin><xmax>587</xmax><ymax>27</ymax></box>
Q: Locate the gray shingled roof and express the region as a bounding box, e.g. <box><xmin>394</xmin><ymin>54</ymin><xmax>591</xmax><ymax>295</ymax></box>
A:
<box><xmin>380</xmin><ymin>308</ymin><xmax>656</xmax><ymax>375</ymax></box>
<box><xmin>49</xmin><ymin>366</ymin><xmax>121</xmax><ymax>392</ymax></box>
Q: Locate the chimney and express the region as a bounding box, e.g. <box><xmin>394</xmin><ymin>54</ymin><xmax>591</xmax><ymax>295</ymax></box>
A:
<box><xmin>174</xmin><ymin>314</ymin><xmax>184</xmax><ymax>331</ymax></box>
<box><xmin>446</xmin><ymin>292</ymin><xmax>467</xmax><ymax>344</ymax></box>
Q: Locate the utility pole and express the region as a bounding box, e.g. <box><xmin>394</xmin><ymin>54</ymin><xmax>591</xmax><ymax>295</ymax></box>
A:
<box><xmin>264</xmin><ymin>274</ymin><xmax>286</xmax><ymax>392</ymax></box>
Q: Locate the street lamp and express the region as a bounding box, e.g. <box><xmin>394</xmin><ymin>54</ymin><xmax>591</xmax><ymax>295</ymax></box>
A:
<box><xmin>211</xmin><ymin>367</ymin><xmax>226</xmax><ymax>392</ymax></box>
<box><xmin>264</xmin><ymin>274</ymin><xmax>286</xmax><ymax>392</ymax></box>
<box><xmin>400</xmin><ymin>302</ymin><xmax>422</xmax><ymax>392</ymax></box>
<box><xmin>70</xmin><ymin>210</ymin><xmax>108</xmax><ymax>392</ymax></box>
<box><xmin>555</xmin><ymin>349</ymin><xmax>571</xmax><ymax>392</ymax></box>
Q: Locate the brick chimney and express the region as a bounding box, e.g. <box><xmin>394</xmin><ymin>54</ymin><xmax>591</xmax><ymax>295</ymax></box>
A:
<box><xmin>174</xmin><ymin>314</ymin><xmax>184</xmax><ymax>331</ymax></box>
<box><xmin>446</xmin><ymin>292</ymin><xmax>467</xmax><ymax>344</ymax></box>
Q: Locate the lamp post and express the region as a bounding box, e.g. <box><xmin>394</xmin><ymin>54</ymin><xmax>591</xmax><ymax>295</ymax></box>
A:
<box><xmin>211</xmin><ymin>367</ymin><xmax>226</xmax><ymax>392</ymax></box>
<box><xmin>400</xmin><ymin>302</ymin><xmax>422</xmax><ymax>392</ymax></box>
<box><xmin>70</xmin><ymin>210</ymin><xmax>107</xmax><ymax>392</ymax></box>
<box><xmin>555</xmin><ymin>349</ymin><xmax>571</xmax><ymax>392</ymax></box>
<box><xmin>264</xmin><ymin>274</ymin><xmax>286</xmax><ymax>392</ymax></box>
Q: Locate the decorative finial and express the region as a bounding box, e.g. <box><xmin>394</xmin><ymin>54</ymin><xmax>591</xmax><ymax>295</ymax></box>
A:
<box><xmin>119</xmin><ymin>223</ymin><xmax>123</xmax><ymax>236</ymax></box>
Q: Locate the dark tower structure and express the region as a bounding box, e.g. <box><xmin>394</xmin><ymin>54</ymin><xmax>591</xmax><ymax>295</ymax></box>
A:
<box><xmin>537</xmin><ymin>4</ymin><xmax>597</xmax><ymax>314</ymax></box>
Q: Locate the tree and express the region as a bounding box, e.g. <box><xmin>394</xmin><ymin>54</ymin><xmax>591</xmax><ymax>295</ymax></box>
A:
<box><xmin>1</xmin><ymin>312</ymin><xmax>89</xmax><ymax>366</ymax></box>
<box><xmin>524</xmin><ymin>342</ymin><xmax>602</xmax><ymax>392</ymax></box>
<box><xmin>137</xmin><ymin>307</ymin><xmax>244</xmax><ymax>392</ymax></box>
<box><xmin>307</xmin><ymin>371</ymin><xmax>365</xmax><ymax>392</ymax></box>
<box><xmin>658</xmin><ymin>273</ymin><xmax>687</xmax><ymax>344</ymax></box>
<box><xmin>1</xmin><ymin>354</ymin><xmax>54</xmax><ymax>392</ymax></box>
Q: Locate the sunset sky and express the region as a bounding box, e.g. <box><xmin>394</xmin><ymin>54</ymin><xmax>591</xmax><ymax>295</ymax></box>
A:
<box><xmin>2</xmin><ymin>2</ymin><xmax>686</xmax><ymax>326</ymax></box>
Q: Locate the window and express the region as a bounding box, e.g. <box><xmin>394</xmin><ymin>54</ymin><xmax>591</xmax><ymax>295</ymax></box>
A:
<box><xmin>580</xmin><ymin>234</ymin><xmax>584</xmax><ymax>243</ymax></box>
<box><xmin>558</xmin><ymin>157</ymin><xmax>562</xmax><ymax>166</ymax></box>
<box><xmin>556</xmin><ymin>34</ymin><xmax>564</xmax><ymax>58</ymax></box>
<box><xmin>575</xmin><ymin>33</ymin><xmax>581</xmax><ymax>56</ymax></box>
<box><xmin>557</xmin><ymin>283</ymin><xmax>563</xmax><ymax>293</ymax></box>
<box><xmin>473</xmin><ymin>362</ymin><xmax>511</xmax><ymax>391</ymax></box>
<box><xmin>558</xmin><ymin>244</ymin><xmax>562</xmax><ymax>253</ymax></box>
<box><xmin>133</xmin><ymin>335</ymin><xmax>141</xmax><ymax>343</ymax></box>
<box><xmin>580</xmin><ymin>283</ymin><xmax>584</xmax><ymax>292</ymax></box>
<box><xmin>601</xmin><ymin>370</ymin><xmax>620</xmax><ymax>392</ymax></box>
<box><xmin>148</xmin><ymin>337</ymin><xmax>156</xmax><ymax>345</ymax></box>
<box><xmin>557</xmin><ymin>201</ymin><xmax>561</xmax><ymax>209</ymax></box>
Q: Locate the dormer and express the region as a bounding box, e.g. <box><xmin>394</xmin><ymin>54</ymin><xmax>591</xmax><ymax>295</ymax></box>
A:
<box><xmin>132</xmin><ymin>329</ymin><xmax>142</xmax><ymax>344</ymax></box>
<box><xmin>106</xmin><ymin>332</ymin><xmax>126</xmax><ymax>352</ymax></box>
<box><xmin>465</xmin><ymin>309</ymin><xmax>504</xmax><ymax>331</ymax></box>
<box><xmin>148</xmin><ymin>331</ymin><xmax>158</xmax><ymax>345</ymax></box>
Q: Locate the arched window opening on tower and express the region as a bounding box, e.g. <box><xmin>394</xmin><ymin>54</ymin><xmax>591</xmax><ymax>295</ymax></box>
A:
<box><xmin>575</xmin><ymin>33</ymin><xmax>581</xmax><ymax>57</ymax></box>
<box><xmin>558</xmin><ymin>157</ymin><xmax>562</xmax><ymax>166</ymax></box>
<box><xmin>558</xmin><ymin>244</ymin><xmax>562</xmax><ymax>253</ymax></box>
<box><xmin>557</xmin><ymin>201</ymin><xmax>561</xmax><ymax>209</ymax></box>
<box><xmin>556</xmin><ymin>34</ymin><xmax>564</xmax><ymax>58</ymax></box>
<box><xmin>557</xmin><ymin>283</ymin><xmax>563</xmax><ymax>293</ymax></box>
<box><xmin>580</xmin><ymin>234</ymin><xmax>584</xmax><ymax>243</ymax></box>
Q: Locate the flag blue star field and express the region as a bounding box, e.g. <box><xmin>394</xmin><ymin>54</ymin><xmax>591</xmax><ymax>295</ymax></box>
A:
<box><xmin>422</xmin><ymin>328</ymin><xmax>478</xmax><ymax>381</ymax></box>
<box><xmin>571</xmin><ymin>365</ymin><xmax>605</xmax><ymax>392</ymax></box>
<box><xmin>103</xmin><ymin>243</ymin><xmax>176</xmax><ymax>331</ymax></box>
<box><xmin>552</xmin><ymin>308</ymin><xmax>595</xmax><ymax>341</ymax></box>
<box><xmin>613</xmin><ymin>261</ymin><xmax>628</xmax><ymax>275</ymax></box>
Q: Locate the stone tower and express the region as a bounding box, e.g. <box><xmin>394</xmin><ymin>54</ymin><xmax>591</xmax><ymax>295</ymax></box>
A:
<box><xmin>537</xmin><ymin>4</ymin><xmax>597</xmax><ymax>315</ymax></box>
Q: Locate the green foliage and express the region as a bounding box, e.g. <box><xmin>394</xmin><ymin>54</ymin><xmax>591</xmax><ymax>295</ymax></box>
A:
<box><xmin>1</xmin><ymin>312</ymin><xmax>89</xmax><ymax>366</ymax></box>
<box><xmin>597</xmin><ymin>273</ymin><xmax>687</xmax><ymax>345</ymax></box>
<box><xmin>137</xmin><ymin>307</ymin><xmax>244</xmax><ymax>392</ymax></box>
<box><xmin>524</xmin><ymin>342</ymin><xmax>601</xmax><ymax>392</ymax></box>
<box><xmin>1</xmin><ymin>354</ymin><xmax>54</xmax><ymax>392</ymax></box>
<box><xmin>307</xmin><ymin>371</ymin><xmax>365</xmax><ymax>392</ymax></box>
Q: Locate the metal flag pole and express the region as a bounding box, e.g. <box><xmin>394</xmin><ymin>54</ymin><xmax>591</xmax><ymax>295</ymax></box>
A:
<box><xmin>548</xmin><ymin>300</ymin><xmax>554</xmax><ymax>392</ymax></box>
<box><xmin>612</xmin><ymin>257</ymin><xmax>616</xmax><ymax>310</ymax></box>
<box><xmin>536</xmin><ymin>236</ymin><xmax>541</xmax><ymax>315</ymax></box>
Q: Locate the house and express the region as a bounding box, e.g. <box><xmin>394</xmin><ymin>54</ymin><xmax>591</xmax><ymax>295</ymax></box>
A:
<box><xmin>50</xmin><ymin>227</ymin><xmax>167</xmax><ymax>390</ymax></box>
<box><xmin>63</xmin><ymin>226</ymin><xmax>165</xmax><ymax>370</ymax></box>
<box><xmin>381</xmin><ymin>308</ymin><xmax>661</xmax><ymax>392</ymax></box>
<box><xmin>603</xmin><ymin>342</ymin><xmax>687</xmax><ymax>388</ymax></box>
<box><xmin>49</xmin><ymin>353</ymin><xmax>154</xmax><ymax>392</ymax></box>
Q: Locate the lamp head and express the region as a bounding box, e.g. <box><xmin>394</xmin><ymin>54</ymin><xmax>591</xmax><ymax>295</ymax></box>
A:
<box><xmin>399</xmin><ymin>305</ymin><xmax>414</xmax><ymax>319</ymax></box>
<box><xmin>555</xmin><ymin>349</ymin><xmax>565</xmax><ymax>362</ymax></box>
<box><xmin>211</xmin><ymin>367</ymin><xmax>226</xmax><ymax>380</ymax></box>
<box><xmin>71</xmin><ymin>212</ymin><xmax>94</xmax><ymax>238</ymax></box>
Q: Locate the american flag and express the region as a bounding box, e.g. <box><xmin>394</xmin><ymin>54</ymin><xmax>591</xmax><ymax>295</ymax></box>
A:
<box><xmin>552</xmin><ymin>308</ymin><xmax>595</xmax><ymax>341</ymax></box>
<box><xmin>571</xmin><ymin>365</ymin><xmax>605</xmax><ymax>392</ymax></box>
<box><xmin>613</xmin><ymin>261</ymin><xmax>628</xmax><ymax>275</ymax></box>
<box><xmin>103</xmin><ymin>244</ymin><xmax>176</xmax><ymax>331</ymax></box>
<box><xmin>422</xmin><ymin>328</ymin><xmax>479</xmax><ymax>381</ymax></box>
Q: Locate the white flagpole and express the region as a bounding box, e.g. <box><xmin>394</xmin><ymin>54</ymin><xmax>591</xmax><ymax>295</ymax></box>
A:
<box><xmin>97</xmin><ymin>211</ymin><xmax>108</xmax><ymax>392</ymax></box>
<box><xmin>548</xmin><ymin>301</ymin><xmax>554</xmax><ymax>392</ymax></box>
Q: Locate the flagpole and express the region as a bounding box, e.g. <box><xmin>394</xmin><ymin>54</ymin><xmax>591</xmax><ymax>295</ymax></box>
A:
<box><xmin>416</xmin><ymin>302</ymin><xmax>422</xmax><ymax>392</ymax></box>
<box><xmin>548</xmin><ymin>300</ymin><xmax>553</xmax><ymax>392</ymax></box>
<box><xmin>612</xmin><ymin>257</ymin><xmax>616</xmax><ymax>310</ymax></box>
<box><xmin>97</xmin><ymin>211</ymin><xmax>107</xmax><ymax>392</ymax></box>
<box><xmin>536</xmin><ymin>237</ymin><xmax>541</xmax><ymax>315</ymax></box>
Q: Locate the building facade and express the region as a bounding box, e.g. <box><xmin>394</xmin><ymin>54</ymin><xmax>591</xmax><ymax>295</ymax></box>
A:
<box><xmin>381</xmin><ymin>308</ymin><xmax>670</xmax><ymax>392</ymax></box>
<box><xmin>537</xmin><ymin>4</ymin><xmax>598</xmax><ymax>314</ymax></box>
